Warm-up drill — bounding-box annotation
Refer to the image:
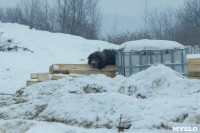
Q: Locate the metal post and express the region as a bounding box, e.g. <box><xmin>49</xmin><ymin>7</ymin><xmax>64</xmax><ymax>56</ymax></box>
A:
<box><xmin>139</xmin><ymin>53</ymin><xmax>142</xmax><ymax>71</ymax></box>
<box><xmin>171</xmin><ymin>50</ymin><xmax>174</xmax><ymax>70</ymax></box>
<box><xmin>123</xmin><ymin>52</ymin><xmax>125</xmax><ymax>76</ymax></box>
<box><xmin>130</xmin><ymin>52</ymin><xmax>132</xmax><ymax>75</ymax></box>
<box><xmin>181</xmin><ymin>49</ymin><xmax>184</xmax><ymax>74</ymax></box>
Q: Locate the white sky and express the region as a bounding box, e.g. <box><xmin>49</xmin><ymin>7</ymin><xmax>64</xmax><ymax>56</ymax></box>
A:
<box><xmin>0</xmin><ymin>0</ymin><xmax>185</xmax><ymax>36</ymax></box>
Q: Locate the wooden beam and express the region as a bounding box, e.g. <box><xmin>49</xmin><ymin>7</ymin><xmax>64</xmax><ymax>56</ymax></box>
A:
<box><xmin>49</xmin><ymin>64</ymin><xmax>116</xmax><ymax>78</ymax></box>
<box><xmin>188</xmin><ymin>77</ymin><xmax>200</xmax><ymax>79</ymax></box>
<box><xmin>68</xmin><ymin>69</ymin><xmax>115</xmax><ymax>78</ymax></box>
<box><xmin>188</xmin><ymin>64</ymin><xmax>200</xmax><ymax>72</ymax></box>
<box><xmin>187</xmin><ymin>58</ymin><xmax>200</xmax><ymax>64</ymax></box>
<box><xmin>31</xmin><ymin>73</ymin><xmax>50</xmax><ymax>81</ymax></box>
<box><xmin>26</xmin><ymin>80</ymin><xmax>41</xmax><ymax>86</ymax></box>
<box><xmin>52</xmin><ymin>75</ymin><xmax>65</xmax><ymax>80</ymax></box>
<box><xmin>188</xmin><ymin>72</ymin><xmax>200</xmax><ymax>77</ymax></box>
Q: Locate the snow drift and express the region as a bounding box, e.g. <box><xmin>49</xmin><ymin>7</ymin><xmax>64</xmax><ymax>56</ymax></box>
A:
<box><xmin>0</xmin><ymin>65</ymin><xmax>200</xmax><ymax>132</ymax></box>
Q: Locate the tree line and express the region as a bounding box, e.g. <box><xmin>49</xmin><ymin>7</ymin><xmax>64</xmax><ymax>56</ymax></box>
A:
<box><xmin>104</xmin><ymin>0</ymin><xmax>200</xmax><ymax>46</ymax></box>
<box><xmin>0</xmin><ymin>0</ymin><xmax>199</xmax><ymax>46</ymax></box>
<box><xmin>0</xmin><ymin>0</ymin><xmax>101</xmax><ymax>39</ymax></box>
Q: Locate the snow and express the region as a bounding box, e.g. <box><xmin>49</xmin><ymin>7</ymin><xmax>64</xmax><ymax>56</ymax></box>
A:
<box><xmin>187</xmin><ymin>54</ymin><xmax>200</xmax><ymax>59</ymax></box>
<box><xmin>0</xmin><ymin>22</ymin><xmax>200</xmax><ymax>132</ymax></box>
<box><xmin>1</xmin><ymin>65</ymin><xmax>200</xmax><ymax>132</ymax></box>
<box><xmin>0</xmin><ymin>22</ymin><xmax>118</xmax><ymax>94</ymax></box>
<box><xmin>120</xmin><ymin>39</ymin><xmax>185</xmax><ymax>52</ymax></box>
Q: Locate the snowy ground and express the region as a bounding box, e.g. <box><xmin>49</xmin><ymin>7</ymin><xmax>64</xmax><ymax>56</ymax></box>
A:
<box><xmin>0</xmin><ymin>22</ymin><xmax>118</xmax><ymax>94</ymax></box>
<box><xmin>0</xmin><ymin>22</ymin><xmax>200</xmax><ymax>132</ymax></box>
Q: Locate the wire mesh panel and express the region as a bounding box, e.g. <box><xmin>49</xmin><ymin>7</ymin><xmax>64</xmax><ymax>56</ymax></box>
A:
<box><xmin>115</xmin><ymin>49</ymin><xmax>188</xmax><ymax>77</ymax></box>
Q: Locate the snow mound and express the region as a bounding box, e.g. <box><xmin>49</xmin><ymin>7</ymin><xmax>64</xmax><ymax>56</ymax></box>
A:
<box><xmin>120</xmin><ymin>39</ymin><xmax>185</xmax><ymax>52</ymax></box>
<box><xmin>0</xmin><ymin>65</ymin><xmax>200</xmax><ymax>132</ymax></box>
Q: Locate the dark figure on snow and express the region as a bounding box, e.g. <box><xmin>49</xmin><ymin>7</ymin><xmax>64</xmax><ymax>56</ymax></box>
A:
<box><xmin>88</xmin><ymin>49</ymin><xmax>116</xmax><ymax>69</ymax></box>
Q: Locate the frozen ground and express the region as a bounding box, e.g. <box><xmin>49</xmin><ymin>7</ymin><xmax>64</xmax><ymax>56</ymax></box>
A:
<box><xmin>0</xmin><ymin>22</ymin><xmax>200</xmax><ymax>132</ymax></box>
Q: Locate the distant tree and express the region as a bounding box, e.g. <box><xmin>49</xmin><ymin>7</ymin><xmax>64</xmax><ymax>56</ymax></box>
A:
<box><xmin>143</xmin><ymin>0</ymin><xmax>149</xmax><ymax>38</ymax></box>
<box><xmin>176</xmin><ymin>0</ymin><xmax>200</xmax><ymax>45</ymax></box>
<box><xmin>55</xmin><ymin>0</ymin><xmax>101</xmax><ymax>39</ymax></box>
<box><xmin>0</xmin><ymin>0</ymin><xmax>101</xmax><ymax>39</ymax></box>
<box><xmin>0</xmin><ymin>8</ymin><xmax>5</xmax><ymax>22</ymax></box>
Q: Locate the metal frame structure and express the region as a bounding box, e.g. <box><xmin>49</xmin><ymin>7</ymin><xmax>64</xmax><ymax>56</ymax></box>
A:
<box><xmin>116</xmin><ymin>49</ymin><xmax>188</xmax><ymax>77</ymax></box>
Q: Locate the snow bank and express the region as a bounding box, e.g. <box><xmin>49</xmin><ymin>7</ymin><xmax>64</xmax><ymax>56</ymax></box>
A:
<box><xmin>120</xmin><ymin>39</ymin><xmax>185</xmax><ymax>52</ymax></box>
<box><xmin>0</xmin><ymin>65</ymin><xmax>199</xmax><ymax>132</ymax></box>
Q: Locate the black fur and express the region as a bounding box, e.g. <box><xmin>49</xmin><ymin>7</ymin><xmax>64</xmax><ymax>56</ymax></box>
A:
<box><xmin>88</xmin><ymin>49</ymin><xmax>116</xmax><ymax>69</ymax></box>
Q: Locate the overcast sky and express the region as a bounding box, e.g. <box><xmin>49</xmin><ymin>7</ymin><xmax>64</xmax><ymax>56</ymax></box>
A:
<box><xmin>0</xmin><ymin>0</ymin><xmax>185</xmax><ymax>36</ymax></box>
<box><xmin>100</xmin><ymin>0</ymin><xmax>185</xmax><ymax>36</ymax></box>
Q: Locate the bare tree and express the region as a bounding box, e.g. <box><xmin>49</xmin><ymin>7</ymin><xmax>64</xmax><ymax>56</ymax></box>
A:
<box><xmin>143</xmin><ymin>0</ymin><xmax>149</xmax><ymax>38</ymax></box>
<box><xmin>55</xmin><ymin>0</ymin><xmax>101</xmax><ymax>39</ymax></box>
<box><xmin>0</xmin><ymin>0</ymin><xmax>102</xmax><ymax>39</ymax></box>
<box><xmin>148</xmin><ymin>8</ymin><xmax>177</xmax><ymax>40</ymax></box>
<box><xmin>176</xmin><ymin>0</ymin><xmax>200</xmax><ymax>45</ymax></box>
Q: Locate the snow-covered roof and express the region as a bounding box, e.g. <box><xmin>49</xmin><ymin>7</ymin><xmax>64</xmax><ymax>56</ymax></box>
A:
<box><xmin>120</xmin><ymin>39</ymin><xmax>185</xmax><ymax>52</ymax></box>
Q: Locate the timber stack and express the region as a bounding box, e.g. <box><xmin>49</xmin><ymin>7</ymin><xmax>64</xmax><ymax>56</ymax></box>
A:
<box><xmin>26</xmin><ymin>58</ymin><xmax>200</xmax><ymax>86</ymax></box>
<box><xmin>26</xmin><ymin>64</ymin><xmax>116</xmax><ymax>86</ymax></box>
<box><xmin>188</xmin><ymin>58</ymin><xmax>200</xmax><ymax>79</ymax></box>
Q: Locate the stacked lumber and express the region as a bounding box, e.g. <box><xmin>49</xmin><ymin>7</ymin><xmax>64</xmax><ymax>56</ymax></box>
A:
<box><xmin>26</xmin><ymin>64</ymin><xmax>116</xmax><ymax>86</ymax></box>
<box><xmin>49</xmin><ymin>64</ymin><xmax>115</xmax><ymax>77</ymax></box>
<box><xmin>188</xmin><ymin>58</ymin><xmax>200</xmax><ymax>79</ymax></box>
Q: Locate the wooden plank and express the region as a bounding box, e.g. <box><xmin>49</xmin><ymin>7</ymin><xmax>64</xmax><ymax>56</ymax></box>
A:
<box><xmin>187</xmin><ymin>58</ymin><xmax>200</xmax><ymax>64</ymax></box>
<box><xmin>188</xmin><ymin>77</ymin><xmax>200</xmax><ymax>79</ymax></box>
<box><xmin>37</xmin><ymin>73</ymin><xmax>51</xmax><ymax>81</ymax></box>
<box><xmin>31</xmin><ymin>73</ymin><xmax>49</xmax><ymax>80</ymax></box>
<box><xmin>188</xmin><ymin>64</ymin><xmax>200</xmax><ymax>72</ymax></box>
<box><xmin>188</xmin><ymin>72</ymin><xmax>200</xmax><ymax>77</ymax></box>
<box><xmin>26</xmin><ymin>81</ymin><xmax>41</xmax><ymax>86</ymax></box>
<box><xmin>68</xmin><ymin>69</ymin><xmax>116</xmax><ymax>78</ymax></box>
<box><xmin>30</xmin><ymin>73</ymin><xmax>38</xmax><ymax>79</ymax></box>
<box><xmin>52</xmin><ymin>75</ymin><xmax>65</xmax><ymax>80</ymax></box>
<box><xmin>49</xmin><ymin>64</ymin><xmax>116</xmax><ymax>78</ymax></box>
<box><xmin>49</xmin><ymin>64</ymin><xmax>92</xmax><ymax>74</ymax></box>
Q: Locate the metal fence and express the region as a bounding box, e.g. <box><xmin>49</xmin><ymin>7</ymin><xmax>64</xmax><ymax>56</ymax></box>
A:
<box><xmin>116</xmin><ymin>49</ymin><xmax>188</xmax><ymax>77</ymax></box>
